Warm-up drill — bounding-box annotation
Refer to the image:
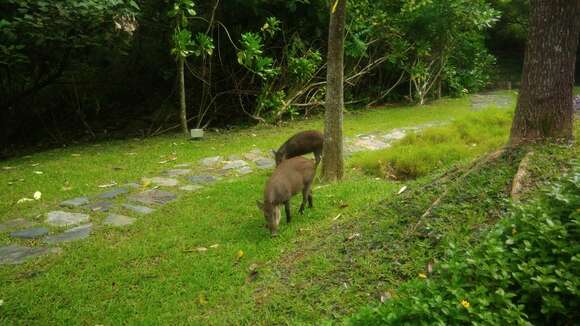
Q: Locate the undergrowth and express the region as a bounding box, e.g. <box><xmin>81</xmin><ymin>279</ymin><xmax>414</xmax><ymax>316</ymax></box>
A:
<box><xmin>351</xmin><ymin>108</ymin><xmax>513</xmax><ymax>179</ymax></box>
<box><xmin>349</xmin><ymin>159</ymin><xmax>580</xmax><ymax>325</ymax></box>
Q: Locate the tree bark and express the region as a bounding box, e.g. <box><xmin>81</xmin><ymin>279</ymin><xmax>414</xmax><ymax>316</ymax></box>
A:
<box><xmin>322</xmin><ymin>0</ymin><xmax>347</xmax><ymax>181</ymax></box>
<box><xmin>509</xmin><ymin>0</ymin><xmax>580</xmax><ymax>145</ymax></box>
<box><xmin>178</xmin><ymin>55</ymin><xmax>189</xmax><ymax>136</ymax></box>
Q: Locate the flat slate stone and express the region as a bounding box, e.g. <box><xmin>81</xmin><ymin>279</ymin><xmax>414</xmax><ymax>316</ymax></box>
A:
<box><xmin>0</xmin><ymin>218</ymin><xmax>34</xmax><ymax>232</ymax></box>
<box><xmin>243</xmin><ymin>149</ymin><xmax>263</xmax><ymax>161</ymax></box>
<box><xmin>164</xmin><ymin>169</ymin><xmax>192</xmax><ymax>177</ymax></box>
<box><xmin>0</xmin><ymin>245</ymin><xmax>61</xmax><ymax>265</ymax></box>
<box><xmin>148</xmin><ymin>177</ymin><xmax>179</xmax><ymax>187</ymax></box>
<box><xmin>44</xmin><ymin>224</ymin><xmax>92</xmax><ymax>244</ymax></box>
<box><xmin>237</xmin><ymin>166</ymin><xmax>253</xmax><ymax>175</ymax></box>
<box><xmin>124</xmin><ymin>182</ymin><xmax>141</xmax><ymax>189</ymax></box>
<box><xmin>97</xmin><ymin>187</ymin><xmax>129</xmax><ymax>199</ymax></box>
<box><xmin>86</xmin><ymin>201</ymin><xmax>113</xmax><ymax>212</ymax></box>
<box><xmin>200</xmin><ymin>156</ymin><xmax>222</xmax><ymax>167</ymax></box>
<box><xmin>188</xmin><ymin>175</ymin><xmax>219</xmax><ymax>184</ymax></box>
<box><xmin>382</xmin><ymin>129</ymin><xmax>407</xmax><ymax>142</ymax></box>
<box><xmin>353</xmin><ymin>138</ymin><xmax>388</xmax><ymax>151</ymax></box>
<box><xmin>123</xmin><ymin>204</ymin><xmax>154</xmax><ymax>214</ymax></box>
<box><xmin>10</xmin><ymin>227</ymin><xmax>49</xmax><ymax>239</ymax></box>
<box><xmin>60</xmin><ymin>197</ymin><xmax>89</xmax><ymax>208</ymax></box>
<box><xmin>129</xmin><ymin>189</ymin><xmax>177</xmax><ymax>205</ymax></box>
<box><xmin>255</xmin><ymin>158</ymin><xmax>275</xmax><ymax>169</ymax></box>
<box><xmin>104</xmin><ymin>214</ymin><xmax>136</xmax><ymax>227</ymax></box>
<box><xmin>180</xmin><ymin>185</ymin><xmax>203</xmax><ymax>192</ymax></box>
<box><xmin>46</xmin><ymin>211</ymin><xmax>90</xmax><ymax>226</ymax></box>
<box><xmin>223</xmin><ymin>160</ymin><xmax>248</xmax><ymax>170</ymax></box>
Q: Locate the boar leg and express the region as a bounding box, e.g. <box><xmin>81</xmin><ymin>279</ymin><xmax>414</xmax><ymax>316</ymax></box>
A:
<box><xmin>314</xmin><ymin>150</ymin><xmax>322</xmax><ymax>167</ymax></box>
<box><xmin>299</xmin><ymin>183</ymin><xmax>312</xmax><ymax>214</ymax></box>
<box><xmin>284</xmin><ymin>201</ymin><xmax>291</xmax><ymax>223</ymax></box>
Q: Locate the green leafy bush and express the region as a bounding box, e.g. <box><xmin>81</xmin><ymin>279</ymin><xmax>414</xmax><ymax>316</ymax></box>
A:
<box><xmin>351</xmin><ymin>108</ymin><xmax>513</xmax><ymax>179</ymax></box>
<box><xmin>350</xmin><ymin>162</ymin><xmax>580</xmax><ymax>325</ymax></box>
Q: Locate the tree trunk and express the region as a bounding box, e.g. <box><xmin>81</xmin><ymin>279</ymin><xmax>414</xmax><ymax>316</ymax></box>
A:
<box><xmin>509</xmin><ymin>0</ymin><xmax>580</xmax><ymax>145</ymax></box>
<box><xmin>178</xmin><ymin>55</ymin><xmax>189</xmax><ymax>136</ymax></box>
<box><xmin>322</xmin><ymin>0</ymin><xmax>347</xmax><ymax>182</ymax></box>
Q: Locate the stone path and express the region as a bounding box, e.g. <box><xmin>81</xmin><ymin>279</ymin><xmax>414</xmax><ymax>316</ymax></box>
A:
<box><xmin>0</xmin><ymin>93</ymin><xmax>524</xmax><ymax>265</ymax></box>
<box><xmin>470</xmin><ymin>93</ymin><xmax>514</xmax><ymax>111</ymax></box>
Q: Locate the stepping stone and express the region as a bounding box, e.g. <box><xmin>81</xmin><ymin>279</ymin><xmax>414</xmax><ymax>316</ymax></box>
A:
<box><xmin>124</xmin><ymin>182</ymin><xmax>141</xmax><ymax>189</ymax></box>
<box><xmin>0</xmin><ymin>218</ymin><xmax>34</xmax><ymax>232</ymax></box>
<box><xmin>228</xmin><ymin>154</ymin><xmax>242</xmax><ymax>161</ymax></box>
<box><xmin>382</xmin><ymin>129</ymin><xmax>407</xmax><ymax>142</ymax></box>
<box><xmin>104</xmin><ymin>214</ymin><xmax>136</xmax><ymax>227</ymax></box>
<box><xmin>353</xmin><ymin>138</ymin><xmax>388</xmax><ymax>151</ymax></box>
<box><xmin>164</xmin><ymin>169</ymin><xmax>192</xmax><ymax>177</ymax></box>
<box><xmin>148</xmin><ymin>177</ymin><xmax>179</xmax><ymax>187</ymax></box>
<box><xmin>86</xmin><ymin>201</ymin><xmax>113</xmax><ymax>212</ymax></box>
<box><xmin>188</xmin><ymin>175</ymin><xmax>219</xmax><ymax>184</ymax></box>
<box><xmin>46</xmin><ymin>211</ymin><xmax>90</xmax><ymax>226</ymax></box>
<box><xmin>10</xmin><ymin>227</ymin><xmax>49</xmax><ymax>239</ymax></box>
<box><xmin>255</xmin><ymin>158</ymin><xmax>275</xmax><ymax>169</ymax></box>
<box><xmin>223</xmin><ymin>160</ymin><xmax>248</xmax><ymax>170</ymax></box>
<box><xmin>97</xmin><ymin>187</ymin><xmax>129</xmax><ymax>199</ymax></box>
<box><xmin>123</xmin><ymin>204</ymin><xmax>154</xmax><ymax>215</ymax></box>
<box><xmin>0</xmin><ymin>245</ymin><xmax>61</xmax><ymax>265</ymax></box>
<box><xmin>174</xmin><ymin>163</ymin><xmax>192</xmax><ymax>168</ymax></box>
<box><xmin>60</xmin><ymin>197</ymin><xmax>89</xmax><ymax>208</ymax></box>
<box><xmin>180</xmin><ymin>185</ymin><xmax>203</xmax><ymax>192</ymax></box>
<box><xmin>44</xmin><ymin>224</ymin><xmax>92</xmax><ymax>244</ymax></box>
<box><xmin>129</xmin><ymin>189</ymin><xmax>177</xmax><ymax>205</ymax></box>
<box><xmin>237</xmin><ymin>166</ymin><xmax>253</xmax><ymax>175</ymax></box>
<box><xmin>200</xmin><ymin>156</ymin><xmax>222</xmax><ymax>167</ymax></box>
<box><xmin>243</xmin><ymin>149</ymin><xmax>264</xmax><ymax>161</ymax></box>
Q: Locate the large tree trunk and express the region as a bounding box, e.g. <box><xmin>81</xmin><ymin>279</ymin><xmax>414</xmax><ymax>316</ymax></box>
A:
<box><xmin>322</xmin><ymin>0</ymin><xmax>347</xmax><ymax>181</ymax></box>
<box><xmin>509</xmin><ymin>0</ymin><xmax>580</xmax><ymax>145</ymax></box>
<box><xmin>178</xmin><ymin>56</ymin><xmax>189</xmax><ymax>136</ymax></box>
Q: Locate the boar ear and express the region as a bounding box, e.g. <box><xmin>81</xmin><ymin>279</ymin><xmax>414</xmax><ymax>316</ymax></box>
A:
<box><xmin>256</xmin><ymin>200</ymin><xmax>264</xmax><ymax>211</ymax></box>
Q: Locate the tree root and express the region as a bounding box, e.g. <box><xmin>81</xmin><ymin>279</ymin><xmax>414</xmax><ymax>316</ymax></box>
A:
<box><xmin>510</xmin><ymin>151</ymin><xmax>534</xmax><ymax>201</ymax></box>
<box><xmin>407</xmin><ymin>148</ymin><xmax>507</xmax><ymax>236</ymax></box>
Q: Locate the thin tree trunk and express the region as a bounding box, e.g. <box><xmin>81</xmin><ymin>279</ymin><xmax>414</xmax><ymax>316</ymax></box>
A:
<box><xmin>322</xmin><ymin>0</ymin><xmax>347</xmax><ymax>182</ymax></box>
<box><xmin>509</xmin><ymin>0</ymin><xmax>580</xmax><ymax>145</ymax></box>
<box><xmin>178</xmin><ymin>55</ymin><xmax>188</xmax><ymax>136</ymax></box>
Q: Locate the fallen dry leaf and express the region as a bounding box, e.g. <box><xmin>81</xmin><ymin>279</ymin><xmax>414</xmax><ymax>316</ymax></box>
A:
<box><xmin>418</xmin><ymin>273</ymin><xmax>427</xmax><ymax>279</ymax></box>
<box><xmin>209</xmin><ymin>244</ymin><xmax>219</xmax><ymax>249</ymax></box>
<box><xmin>332</xmin><ymin>213</ymin><xmax>342</xmax><ymax>221</ymax></box>
<box><xmin>30</xmin><ymin>163</ymin><xmax>40</xmax><ymax>167</ymax></box>
<box><xmin>16</xmin><ymin>198</ymin><xmax>34</xmax><ymax>204</ymax></box>
<box><xmin>33</xmin><ymin>191</ymin><xmax>42</xmax><ymax>200</ymax></box>
<box><xmin>198</xmin><ymin>293</ymin><xmax>208</xmax><ymax>305</ymax></box>
<box><xmin>397</xmin><ymin>185</ymin><xmax>408</xmax><ymax>195</ymax></box>
<box><xmin>33</xmin><ymin>171</ymin><xmax>43</xmax><ymax>175</ymax></box>
<box><xmin>346</xmin><ymin>233</ymin><xmax>361</xmax><ymax>241</ymax></box>
<box><xmin>380</xmin><ymin>291</ymin><xmax>393</xmax><ymax>303</ymax></box>
<box><xmin>97</xmin><ymin>182</ymin><xmax>117</xmax><ymax>188</ymax></box>
<box><xmin>195</xmin><ymin>247</ymin><xmax>207</xmax><ymax>252</ymax></box>
<box><xmin>236</xmin><ymin>250</ymin><xmax>244</xmax><ymax>260</ymax></box>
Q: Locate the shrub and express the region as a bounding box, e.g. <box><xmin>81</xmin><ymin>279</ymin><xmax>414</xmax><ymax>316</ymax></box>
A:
<box><xmin>350</xmin><ymin>109</ymin><xmax>513</xmax><ymax>179</ymax></box>
<box><xmin>349</xmin><ymin>161</ymin><xmax>580</xmax><ymax>325</ymax></box>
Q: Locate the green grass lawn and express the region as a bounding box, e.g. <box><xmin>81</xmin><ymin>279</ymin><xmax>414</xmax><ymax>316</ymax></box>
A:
<box><xmin>3</xmin><ymin>91</ymin><xmax>576</xmax><ymax>325</ymax></box>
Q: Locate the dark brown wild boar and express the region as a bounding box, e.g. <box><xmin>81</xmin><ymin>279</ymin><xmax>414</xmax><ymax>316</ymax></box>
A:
<box><xmin>257</xmin><ymin>156</ymin><xmax>315</xmax><ymax>236</ymax></box>
<box><xmin>273</xmin><ymin>130</ymin><xmax>323</xmax><ymax>166</ymax></box>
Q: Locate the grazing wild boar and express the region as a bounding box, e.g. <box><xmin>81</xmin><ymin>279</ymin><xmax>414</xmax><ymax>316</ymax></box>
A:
<box><xmin>257</xmin><ymin>156</ymin><xmax>315</xmax><ymax>236</ymax></box>
<box><xmin>273</xmin><ymin>130</ymin><xmax>323</xmax><ymax>166</ymax></box>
